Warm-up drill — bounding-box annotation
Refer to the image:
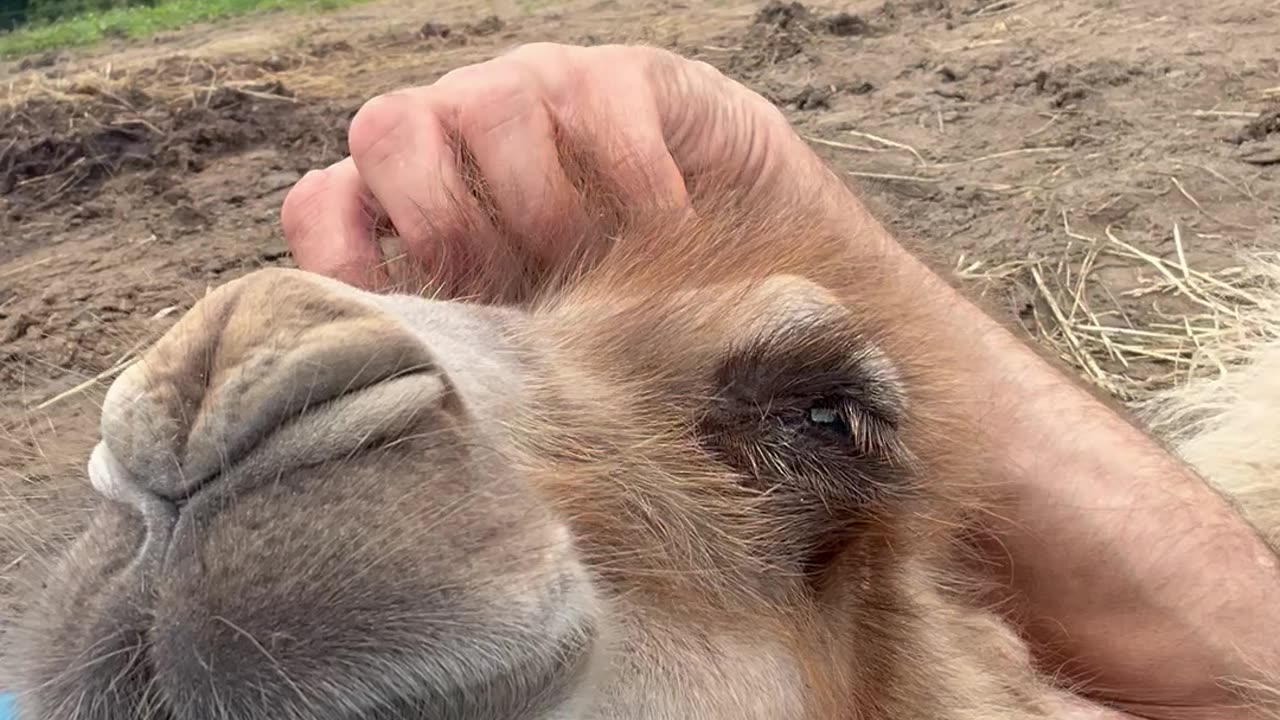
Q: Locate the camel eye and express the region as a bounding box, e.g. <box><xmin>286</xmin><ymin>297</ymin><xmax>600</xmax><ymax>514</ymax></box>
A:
<box><xmin>805</xmin><ymin>404</ymin><xmax>850</xmax><ymax>436</ymax></box>
<box><xmin>791</xmin><ymin>392</ymin><xmax>898</xmax><ymax>462</ymax></box>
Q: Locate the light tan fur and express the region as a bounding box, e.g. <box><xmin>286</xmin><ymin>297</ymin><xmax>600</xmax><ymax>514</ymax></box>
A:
<box><xmin>0</xmin><ymin>134</ymin><xmax>1276</xmax><ymax>719</ymax></box>
<box><xmin>1137</xmin><ymin>255</ymin><xmax>1280</xmax><ymax>554</ymax></box>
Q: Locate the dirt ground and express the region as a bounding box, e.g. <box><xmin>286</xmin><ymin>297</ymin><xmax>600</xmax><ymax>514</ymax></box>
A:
<box><xmin>0</xmin><ymin>0</ymin><xmax>1278</xmax><ymax>576</ymax></box>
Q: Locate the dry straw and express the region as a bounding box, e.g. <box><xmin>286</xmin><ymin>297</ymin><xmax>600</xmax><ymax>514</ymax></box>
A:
<box><xmin>956</xmin><ymin>210</ymin><xmax>1280</xmax><ymax>406</ymax></box>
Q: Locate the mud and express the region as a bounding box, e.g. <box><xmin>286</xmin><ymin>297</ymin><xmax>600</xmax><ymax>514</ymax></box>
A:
<box><xmin>1</xmin><ymin>79</ymin><xmax>350</xmax><ymax>238</ymax></box>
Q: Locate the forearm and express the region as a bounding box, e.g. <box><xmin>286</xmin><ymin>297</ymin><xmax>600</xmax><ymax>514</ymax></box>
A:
<box><xmin>911</xmin><ymin>244</ymin><xmax>1280</xmax><ymax>708</ymax></box>
<box><xmin>667</xmin><ymin>60</ymin><xmax>1280</xmax><ymax>707</ymax></box>
<box><xmin>812</xmin><ymin>169</ymin><xmax>1280</xmax><ymax>712</ymax></box>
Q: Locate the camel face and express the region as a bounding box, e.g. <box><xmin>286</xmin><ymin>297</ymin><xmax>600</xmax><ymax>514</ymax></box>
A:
<box><xmin>6</xmin><ymin>268</ymin><xmax>603</xmax><ymax>719</ymax></box>
<box><xmin>5</xmin><ymin>250</ymin><xmax>997</xmax><ymax>719</ymax></box>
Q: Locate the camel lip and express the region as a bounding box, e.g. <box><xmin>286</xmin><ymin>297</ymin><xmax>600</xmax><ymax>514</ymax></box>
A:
<box><xmin>130</xmin><ymin>601</ymin><xmax>602</xmax><ymax>720</ymax></box>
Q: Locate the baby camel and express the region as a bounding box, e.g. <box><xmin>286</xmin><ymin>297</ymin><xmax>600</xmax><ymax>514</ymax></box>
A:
<box><xmin>2</xmin><ymin>160</ymin><xmax>1277</xmax><ymax>719</ymax></box>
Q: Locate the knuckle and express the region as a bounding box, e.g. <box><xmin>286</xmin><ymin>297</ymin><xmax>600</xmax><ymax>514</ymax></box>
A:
<box><xmin>455</xmin><ymin>68</ymin><xmax>538</xmax><ymax>139</ymax></box>
<box><xmin>279</xmin><ymin>168</ymin><xmax>329</xmax><ymax>240</ymax></box>
<box><xmin>503</xmin><ymin>41</ymin><xmax>571</xmax><ymax>63</ymax></box>
<box><xmin>500</xmin><ymin>43</ymin><xmax>590</xmax><ymax>98</ymax></box>
<box><xmin>608</xmin><ymin>43</ymin><xmax>679</xmax><ymax>73</ymax></box>
<box><xmin>347</xmin><ymin>91</ymin><xmax>417</xmax><ymax>163</ymax></box>
<box><xmin>688</xmin><ymin>56</ymin><xmax>727</xmax><ymax>79</ymax></box>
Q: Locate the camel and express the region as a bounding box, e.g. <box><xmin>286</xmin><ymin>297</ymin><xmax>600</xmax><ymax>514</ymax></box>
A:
<box><xmin>1</xmin><ymin>140</ymin><xmax>1277</xmax><ymax>720</ymax></box>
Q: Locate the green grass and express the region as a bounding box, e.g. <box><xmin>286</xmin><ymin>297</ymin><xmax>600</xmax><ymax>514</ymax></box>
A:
<box><xmin>0</xmin><ymin>0</ymin><xmax>366</xmax><ymax>58</ymax></box>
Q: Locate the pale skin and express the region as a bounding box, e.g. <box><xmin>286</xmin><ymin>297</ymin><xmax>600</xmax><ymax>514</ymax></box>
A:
<box><xmin>280</xmin><ymin>43</ymin><xmax>1280</xmax><ymax>719</ymax></box>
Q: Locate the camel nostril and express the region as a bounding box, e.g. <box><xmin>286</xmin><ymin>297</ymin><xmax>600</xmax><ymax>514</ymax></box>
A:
<box><xmin>88</xmin><ymin>442</ymin><xmax>199</xmax><ymax>513</ymax></box>
<box><xmin>87</xmin><ymin>441</ymin><xmax>143</xmax><ymax>506</ymax></box>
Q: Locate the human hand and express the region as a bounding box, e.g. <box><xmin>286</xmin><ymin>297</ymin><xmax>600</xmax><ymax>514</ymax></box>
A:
<box><xmin>280</xmin><ymin>42</ymin><xmax>843</xmax><ymax>297</ymax></box>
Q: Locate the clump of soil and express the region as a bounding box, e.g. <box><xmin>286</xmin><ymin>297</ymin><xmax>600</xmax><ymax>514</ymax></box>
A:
<box><xmin>420</xmin><ymin>21</ymin><xmax>452</xmax><ymax>39</ymax></box>
<box><xmin>416</xmin><ymin>14</ymin><xmax>505</xmax><ymax>46</ymax></box>
<box><xmin>308</xmin><ymin>39</ymin><xmax>354</xmax><ymax>57</ymax></box>
<box><xmin>17</xmin><ymin>51</ymin><xmax>64</xmax><ymax>71</ymax></box>
<box><xmin>753</xmin><ymin>0</ymin><xmax>876</xmax><ymax>36</ymax></box>
<box><xmin>875</xmin><ymin>0</ymin><xmax>955</xmax><ymax>26</ymax></box>
<box><xmin>767</xmin><ymin>80</ymin><xmax>875</xmax><ymax>110</ymax></box>
<box><xmin>1232</xmin><ymin>104</ymin><xmax>1280</xmax><ymax>144</ymax></box>
<box><xmin>1223</xmin><ymin>103</ymin><xmax>1280</xmax><ymax>165</ymax></box>
<box><xmin>466</xmin><ymin>15</ymin><xmax>505</xmax><ymax>36</ymax></box>
<box><xmin>823</xmin><ymin>11</ymin><xmax>873</xmax><ymax>37</ymax></box>
<box><xmin>0</xmin><ymin>79</ymin><xmax>351</xmax><ymax>230</ymax></box>
<box><xmin>732</xmin><ymin>1</ymin><xmax>877</xmax><ymax>71</ymax></box>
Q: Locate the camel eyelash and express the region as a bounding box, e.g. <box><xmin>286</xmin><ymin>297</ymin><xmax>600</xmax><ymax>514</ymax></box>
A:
<box><xmin>793</xmin><ymin>394</ymin><xmax>903</xmax><ymax>461</ymax></box>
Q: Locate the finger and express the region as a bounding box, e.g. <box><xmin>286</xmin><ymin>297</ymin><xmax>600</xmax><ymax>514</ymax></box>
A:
<box><xmin>280</xmin><ymin>159</ymin><xmax>387</xmax><ymax>288</ymax></box>
<box><xmin>645</xmin><ymin>46</ymin><xmax>820</xmax><ymax>200</ymax></box>
<box><xmin>432</xmin><ymin>60</ymin><xmax>594</xmax><ymax>266</ymax></box>
<box><xmin>507</xmin><ymin>44</ymin><xmax>688</xmax><ymax>211</ymax></box>
<box><xmin>346</xmin><ymin>90</ymin><xmax>503</xmax><ymax>286</ymax></box>
<box><xmin>578</xmin><ymin>98</ymin><xmax>688</xmax><ymax>210</ymax></box>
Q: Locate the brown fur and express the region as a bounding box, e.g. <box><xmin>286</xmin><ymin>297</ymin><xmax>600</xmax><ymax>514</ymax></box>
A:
<box><xmin>0</xmin><ymin>120</ymin><xmax>1275</xmax><ymax>720</ymax></box>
